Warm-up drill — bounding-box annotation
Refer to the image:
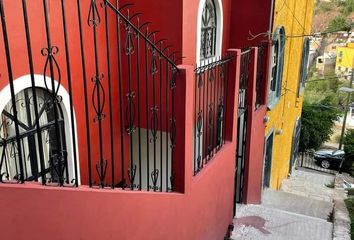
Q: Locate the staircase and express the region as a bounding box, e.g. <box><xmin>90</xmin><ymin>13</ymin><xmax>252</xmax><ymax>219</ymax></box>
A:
<box><xmin>231</xmin><ymin>169</ymin><xmax>336</xmax><ymax>240</ymax></box>
<box><xmin>262</xmin><ymin>189</ymin><xmax>333</xmax><ymax>220</ymax></box>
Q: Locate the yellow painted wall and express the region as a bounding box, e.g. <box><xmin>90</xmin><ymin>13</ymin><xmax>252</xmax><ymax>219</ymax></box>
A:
<box><xmin>265</xmin><ymin>0</ymin><xmax>314</xmax><ymax>189</ymax></box>
<box><xmin>336</xmin><ymin>46</ymin><xmax>354</xmax><ymax>69</ymax></box>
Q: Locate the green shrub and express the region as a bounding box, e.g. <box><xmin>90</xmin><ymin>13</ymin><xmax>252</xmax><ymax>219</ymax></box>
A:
<box><xmin>300</xmin><ymin>101</ymin><xmax>340</xmax><ymax>152</ymax></box>
<box><xmin>327</xmin><ymin>15</ymin><xmax>353</xmax><ymax>33</ymax></box>
<box><xmin>318</xmin><ymin>2</ymin><xmax>335</xmax><ymax>13</ymax></box>
<box><xmin>348</xmin><ymin>188</ymin><xmax>354</xmax><ymax>196</ymax></box>
<box><xmin>345</xmin><ymin>198</ymin><xmax>354</xmax><ymax>239</ymax></box>
<box><xmin>344</xmin><ymin>129</ymin><xmax>354</xmax><ymax>157</ymax></box>
<box><xmin>342</xmin><ymin>0</ymin><xmax>354</xmax><ymax>15</ymax></box>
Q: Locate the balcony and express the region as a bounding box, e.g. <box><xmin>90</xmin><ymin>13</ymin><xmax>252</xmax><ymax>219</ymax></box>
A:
<box><xmin>0</xmin><ymin>0</ymin><xmax>246</xmax><ymax>194</ymax></box>
<box><xmin>0</xmin><ymin>0</ymin><xmax>181</xmax><ymax>192</ymax></box>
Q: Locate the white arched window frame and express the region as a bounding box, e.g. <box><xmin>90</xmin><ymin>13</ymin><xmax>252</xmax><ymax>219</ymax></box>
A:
<box><xmin>196</xmin><ymin>0</ymin><xmax>223</xmax><ymax>65</ymax></box>
<box><xmin>0</xmin><ymin>74</ymin><xmax>80</xmax><ymax>184</ymax></box>
<box><xmin>268</xmin><ymin>26</ymin><xmax>286</xmax><ymax>109</ymax></box>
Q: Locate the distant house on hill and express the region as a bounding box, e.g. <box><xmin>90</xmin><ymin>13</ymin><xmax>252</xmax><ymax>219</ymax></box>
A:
<box><xmin>309</xmin><ymin>36</ymin><xmax>322</xmax><ymax>66</ymax></box>
<box><xmin>317</xmin><ymin>52</ymin><xmax>336</xmax><ymax>76</ymax></box>
<box><xmin>336</xmin><ymin>43</ymin><xmax>354</xmax><ymax>80</ymax></box>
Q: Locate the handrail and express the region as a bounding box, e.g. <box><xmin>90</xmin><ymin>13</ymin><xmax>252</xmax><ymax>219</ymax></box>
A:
<box><xmin>104</xmin><ymin>0</ymin><xmax>178</xmax><ymax>69</ymax></box>
<box><xmin>195</xmin><ymin>55</ymin><xmax>235</xmax><ymax>73</ymax></box>
<box><xmin>241</xmin><ymin>47</ymin><xmax>252</xmax><ymax>55</ymax></box>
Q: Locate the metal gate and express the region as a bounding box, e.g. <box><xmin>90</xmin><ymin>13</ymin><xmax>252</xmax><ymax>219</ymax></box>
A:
<box><xmin>297</xmin><ymin>123</ymin><xmax>336</xmax><ymax>175</ymax></box>
<box><xmin>263</xmin><ymin>131</ymin><xmax>274</xmax><ymax>188</ymax></box>
<box><xmin>233</xmin><ymin>49</ymin><xmax>251</xmax><ymax>212</ymax></box>
<box><xmin>297</xmin><ymin>151</ymin><xmax>336</xmax><ymax>174</ymax></box>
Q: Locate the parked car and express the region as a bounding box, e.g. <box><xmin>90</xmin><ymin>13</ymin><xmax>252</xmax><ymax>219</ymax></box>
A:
<box><xmin>313</xmin><ymin>149</ymin><xmax>345</xmax><ymax>169</ymax></box>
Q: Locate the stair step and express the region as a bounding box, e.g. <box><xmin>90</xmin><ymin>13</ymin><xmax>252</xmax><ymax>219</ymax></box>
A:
<box><xmin>262</xmin><ymin>189</ymin><xmax>333</xmax><ymax>221</ymax></box>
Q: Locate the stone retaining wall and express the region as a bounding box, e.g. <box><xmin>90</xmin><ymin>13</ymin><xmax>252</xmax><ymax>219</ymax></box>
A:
<box><xmin>333</xmin><ymin>174</ymin><xmax>352</xmax><ymax>240</ymax></box>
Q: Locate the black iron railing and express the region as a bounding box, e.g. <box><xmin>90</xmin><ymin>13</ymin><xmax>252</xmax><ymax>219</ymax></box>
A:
<box><xmin>238</xmin><ymin>49</ymin><xmax>251</xmax><ymax>115</ymax></box>
<box><xmin>255</xmin><ymin>43</ymin><xmax>267</xmax><ymax>108</ymax></box>
<box><xmin>193</xmin><ymin>56</ymin><xmax>233</xmax><ymax>175</ymax></box>
<box><xmin>0</xmin><ymin>0</ymin><xmax>179</xmax><ymax>192</ymax></box>
<box><xmin>297</xmin><ymin>151</ymin><xmax>336</xmax><ymax>175</ymax></box>
<box><xmin>234</xmin><ymin>48</ymin><xmax>252</xmax><ymax>203</ymax></box>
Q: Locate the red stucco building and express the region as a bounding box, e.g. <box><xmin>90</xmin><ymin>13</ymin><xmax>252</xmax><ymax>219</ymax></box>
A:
<box><xmin>0</xmin><ymin>0</ymin><xmax>273</xmax><ymax>239</ymax></box>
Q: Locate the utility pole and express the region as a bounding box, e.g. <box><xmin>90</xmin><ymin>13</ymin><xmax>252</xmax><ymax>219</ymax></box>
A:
<box><xmin>339</xmin><ymin>73</ymin><xmax>354</xmax><ymax>150</ymax></box>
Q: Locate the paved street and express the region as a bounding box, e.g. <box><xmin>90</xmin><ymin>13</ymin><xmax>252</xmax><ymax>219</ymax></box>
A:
<box><xmin>232</xmin><ymin>170</ymin><xmax>336</xmax><ymax>240</ymax></box>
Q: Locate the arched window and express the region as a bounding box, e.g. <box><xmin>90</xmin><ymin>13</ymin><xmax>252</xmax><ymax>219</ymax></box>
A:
<box><xmin>268</xmin><ymin>26</ymin><xmax>286</xmax><ymax>108</ymax></box>
<box><xmin>0</xmin><ymin>87</ymin><xmax>68</xmax><ymax>183</ymax></box>
<box><xmin>200</xmin><ymin>0</ymin><xmax>217</xmax><ymax>60</ymax></box>
<box><xmin>197</xmin><ymin>0</ymin><xmax>223</xmax><ymax>63</ymax></box>
<box><xmin>298</xmin><ymin>37</ymin><xmax>310</xmax><ymax>95</ymax></box>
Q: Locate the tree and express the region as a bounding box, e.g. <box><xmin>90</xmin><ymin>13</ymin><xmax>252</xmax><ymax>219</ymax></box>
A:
<box><xmin>339</xmin><ymin>129</ymin><xmax>354</xmax><ymax>172</ymax></box>
<box><xmin>344</xmin><ymin>129</ymin><xmax>354</xmax><ymax>157</ymax></box>
<box><xmin>299</xmin><ymin>100</ymin><xmax>340</xmax><ymax>152</ymax></box>
<box><xmin>342</xmin><ymin>0</ymin><xmax>354</xmax><ymax>16</ymax></box>
<box><xmin>326</xmin><ymin>15</ymin><xmax>353</xmax><ymax>33</ymax></box>
<box><xmin>305</xmin><ymin>71</ymin><xmax>347</xmax><ymax>106</ymax></box>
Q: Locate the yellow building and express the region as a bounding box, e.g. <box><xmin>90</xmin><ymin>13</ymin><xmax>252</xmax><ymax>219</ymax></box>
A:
<box><xmin>336</xmin><ymin>43</ymin><xmax>354</xmax><ymax>80</ymax></box>
<box><xmin>264</xmin><ymin>0</ymin><xmax>314</xmax><ymax>190</ymax></box>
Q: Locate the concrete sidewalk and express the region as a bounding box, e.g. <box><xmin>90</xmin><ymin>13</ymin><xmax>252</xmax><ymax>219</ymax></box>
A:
<box><xmin>232</xmin><ymin>169</ymin><xmax>336</xmax><ymax>240</ymax></box>
<box><xmin>232</xmin><ymin>204</ymin><xmax>333</xmax><ymax>240</ymax></box>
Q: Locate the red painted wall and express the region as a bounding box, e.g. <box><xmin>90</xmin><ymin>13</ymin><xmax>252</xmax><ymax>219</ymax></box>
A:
<box><xmin>0</xmin><ymin>64</ymin><xmax>238</xmax><ymax>240</ymax></box>
<box><xmin>229</xmin><ymin>0</ymin><xmax>273</xmax><ymax>49</ymax></box>
<box><xmin>120</xmin><ymin>0</ymin><xmax>183</xmax><ymax>55</ymax></box>
<box><xmin>0</xmin><ymin>151</ymin><xmax>233</xmax><ymax>240</ymax></box>
<box><xmin>181</xmin><ymin>0</ymin><xmax>233</xmax><ymax>65</ymax></box>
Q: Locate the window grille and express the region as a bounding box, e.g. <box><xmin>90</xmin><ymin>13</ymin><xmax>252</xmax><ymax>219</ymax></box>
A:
<box><xmin>200</xmin><ymin>0</ymin><xmax>217</xmax><ymax>60</ymax></box>
<box><xmin>0</xmin><ymin>88</ymin><xmax>67</xmax><ymax>183</ymax></box>
<box><xmin>268</xmin><ymin>26</ymin><xmax>286</xmax><ymax>108</ymax></box>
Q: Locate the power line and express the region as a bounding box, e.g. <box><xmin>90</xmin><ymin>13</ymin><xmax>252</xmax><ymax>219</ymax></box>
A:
<box><xmin>249</xmin><ymin>27</ymin><xmax>353</xmax><ymax>41</ymax></box>
<box><xmin>306</xmin><ymin>74</ymin><xmax>353</xmax><ymax>83</ymax></box>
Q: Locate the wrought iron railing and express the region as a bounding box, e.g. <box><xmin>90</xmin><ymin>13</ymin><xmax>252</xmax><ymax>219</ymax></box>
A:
<box><xmin>238</xmin><ymin>49</ymin><xmax>252</xmax><ymax>115</ymax></box>
<box><xmin>297</xmin><ymin>151</ymin><xmax>336</xmax><ymax>175</ymax></box>
<box><xmin>255</xmin><ymin>43</ymin><xmax>267</xmax><ymax>108</ymax></box>
<box><xmin>193</xmin><ymin>56</ymin><xmax>234</xmax><ymax>175</ymax></box>
<box><xmin>234</xmin><ymin>48</ymin><xmax>252</xmax><ymax>203</ymax></box>
<box><xmin>0</xmin><ymin>0</ymin><xmax>179</xmax><ymax>192</ymax></box>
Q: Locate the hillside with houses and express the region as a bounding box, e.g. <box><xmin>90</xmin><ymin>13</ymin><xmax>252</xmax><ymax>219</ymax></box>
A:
<box><xmin>307</xmin><ymin>0</ymin><xmax>354</xmax><ymax>144</ymax></box>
